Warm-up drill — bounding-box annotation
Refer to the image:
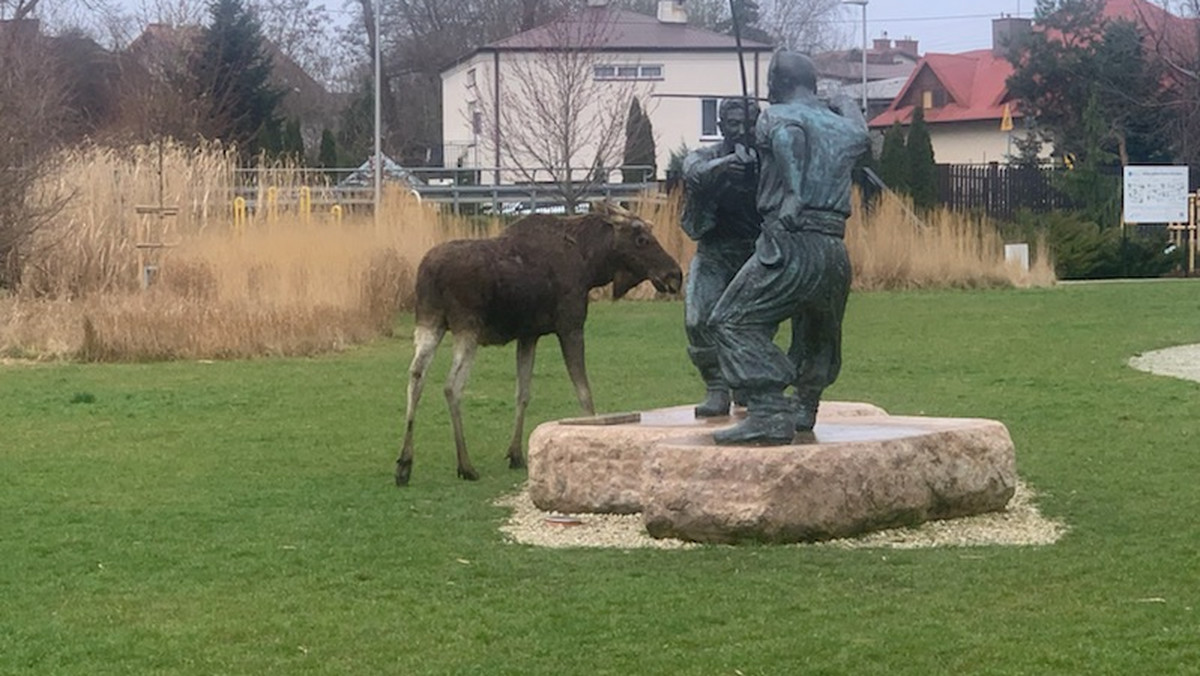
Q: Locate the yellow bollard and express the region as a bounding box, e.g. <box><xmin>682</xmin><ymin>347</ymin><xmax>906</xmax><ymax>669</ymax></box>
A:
<box><xmin>331</xmin><ymin>204</ymin><xmax>343</xmax><ymax>226</ymax></box>
<box><xmin>233</xmin><ymin>196</ymin><xmax>247</xmax><ymax>234</ymax></box>
<box><xmin>299</xmin><ymin>186</ymin><xmax>312</xmax><ymax>223</ymax></box>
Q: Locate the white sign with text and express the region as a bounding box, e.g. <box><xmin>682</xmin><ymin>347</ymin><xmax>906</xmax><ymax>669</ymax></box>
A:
<box><xmin>1123</xmin><ymin>165</ymin><xmax>1190</xmax><ymax>224</ymax></box>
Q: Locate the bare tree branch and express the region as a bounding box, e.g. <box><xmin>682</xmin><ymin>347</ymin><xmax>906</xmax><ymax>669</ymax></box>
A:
<box><xmin>0</xmin><ymin>25</ymin><xmax>70</xmax><ymax>289</ymax></box>
<box><xmin>474</xmin><ymin>7</ymin><xmax>655</xmax><ymax>206</ymax></box>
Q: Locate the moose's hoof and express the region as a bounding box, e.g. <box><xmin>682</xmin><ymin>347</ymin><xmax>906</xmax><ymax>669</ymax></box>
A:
<box><xmin>457</xmin><ymin>466</ymin><xmax>480</xmax><ymax>481</ymax></box>
<box><xmin>508</xmin><ymin>452</ymin><xmax>526</xmax><ymax>470</ymax></box>
<box><xmin>395</xmin><ymin>459</ymin><xmax>413</xmax><ymax>486</ymax></box>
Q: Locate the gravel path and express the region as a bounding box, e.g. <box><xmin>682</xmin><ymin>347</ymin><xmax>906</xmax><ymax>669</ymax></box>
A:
<box><xmin>1128</xmin><ymin>344</ymin><xmax>1200</xmax><ymax>383</ymax></box>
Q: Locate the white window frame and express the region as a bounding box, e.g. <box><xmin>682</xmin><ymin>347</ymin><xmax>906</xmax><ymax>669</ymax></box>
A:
<box><xmin>468</xmin><ymin>101</ymin><xmax>481</xmax><ymax>137</ymax></box>
<box><xmin>593</xmin><ymin>63</ymin><xmax>665</xmax><ymax>81</ymax></box>
<box><xmin>700</xmin><ymin>98</ymin><xmax>720</xmax><ymax>140</ymax></box>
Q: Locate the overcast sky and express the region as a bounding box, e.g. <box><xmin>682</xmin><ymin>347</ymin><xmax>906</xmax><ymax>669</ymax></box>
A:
<box><xmin>837</xmin><ymin>0</ymin><xmax>1033</xmax><ymax>54</ymax></box>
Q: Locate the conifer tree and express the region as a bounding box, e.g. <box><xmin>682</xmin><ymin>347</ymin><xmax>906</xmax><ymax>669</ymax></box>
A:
<box><xmin>282</xmin><ymin>118</ymin><xmax>304</xmax><ymax>164</ymax></box>
<box><xmin>318</xmin><ymin>128</ymin><xmax>338</xmax><ymax>169</ymax></box>
<box><xmin>879</xmin><ymin>121</ymin><xmax>908</xmax><ymax>193</ymax></box>
<box><xmin>623</xmin><ymin>97</ymin><xmax>657</xmax><ymax>183</ymax></box>
<box><xmin>905</xmin><ymin>106</ymin><xmax>938</xmax><ymax>210</ymax></box>
<box><xmin>191</xmin><ymin>0</ymin><xmax>283</xmax><ymax>161</ymax></box>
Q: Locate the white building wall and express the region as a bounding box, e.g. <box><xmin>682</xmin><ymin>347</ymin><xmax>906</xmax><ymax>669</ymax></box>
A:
<box><xmin>441</xmin><ymin>57</ymin><xmax>485</xmax><ymax>171</ymax></box>
<box><xmin>929</xmin><ymin>120</ymin><xmax>1035</xmax><ymax>165</ymax></box>
<box><xmin>441</xmin><ymin>48</ymin><xmax>771</xmax><ymax>182</ymax></box>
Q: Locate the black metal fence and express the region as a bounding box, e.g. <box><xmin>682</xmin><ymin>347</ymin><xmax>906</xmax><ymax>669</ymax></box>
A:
<box><xmin>936</xmin><ymin>163</ymin><xmax>1072</xmax><ymax>221</ymax></box>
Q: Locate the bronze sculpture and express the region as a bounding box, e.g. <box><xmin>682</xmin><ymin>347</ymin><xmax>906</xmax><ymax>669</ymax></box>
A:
<box><xmin>680</xmin><ymin>98</ymin><xmax>762</xmax><ymax>417</ymax></box>
<box><xmin>709</xmin><ymin>50</ymin><xmax>870</xmax><ymax>445</ymax></box>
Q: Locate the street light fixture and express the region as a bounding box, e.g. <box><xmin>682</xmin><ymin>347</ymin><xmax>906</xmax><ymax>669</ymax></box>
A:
<box><xmin>842</xmin><ymin>0</ymin><xmax>868</xmax><ymax>115</ymax></box>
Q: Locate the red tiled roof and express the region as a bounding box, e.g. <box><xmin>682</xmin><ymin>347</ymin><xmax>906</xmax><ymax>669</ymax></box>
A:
<box><xmin>485</xmin><ymin>7</ymin><xmax>772</xmax><ymax>52</ymax></box>
<box><xmin>869</xmin><ymin>0</ymin><xmax>1200</xmax><ymax>130</ymax></box>
<box><xmin>869</xmin><ymin>49</ymin><xmax>1019</xmax><ymax>128</ymax></box>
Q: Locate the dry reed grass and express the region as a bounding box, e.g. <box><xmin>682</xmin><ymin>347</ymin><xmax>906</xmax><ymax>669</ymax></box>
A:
<box><xmin>4</xmin><ymin>144</ymin><xmax>500</xmax><ymax>360</ymax></box>
<box><xmin>847</xmin><ymin>191</ymin><xmax>1056</xmax><ymax>290</ymax></box>
<box><xmin>0</xmin><ymin>143</ymin><xmax>1052</xmax><ymax>361</ymax></box>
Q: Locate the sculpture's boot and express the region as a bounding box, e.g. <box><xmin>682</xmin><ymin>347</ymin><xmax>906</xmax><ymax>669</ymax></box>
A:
<box><xmin>792</xmin><ymin>388</ymin><xmax>822</xmax><ymax>432</ymax></box>
<box><xmin>692</xmin><ymin>358</ymin><xmax>731</xmax><ymax>417</ymax></box>
<box><xmin>694</xmin><ymin>387</ymin><xmax>732</xmax><ymax>418</ymax></box>
<box><xmin>713</xmin><ymin>412</ymin><xmax>796</xmax><ymax>445</ymax></box>
<box><xmin>794</xmin><ymin>401</ymin><xmax>818</xmax><ymax>432</ymax></box>
<box><xmin>713</xmin><ymin>393</ymin><xmax>796</xmax><ymax>445</ymax></box>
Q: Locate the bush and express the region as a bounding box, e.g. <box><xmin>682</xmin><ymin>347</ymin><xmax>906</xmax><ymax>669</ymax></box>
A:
<box><xmin>1009</xmin><ymin>209</ymin><xmax>1182</xmax><ymax>279</ymax></box>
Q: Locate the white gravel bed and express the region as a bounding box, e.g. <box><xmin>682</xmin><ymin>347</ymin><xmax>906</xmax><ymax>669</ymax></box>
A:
<box><xmin>497</xmin><ymin>480</ymin><xmax>1066</xmax><ymax>550</ymax></box>
<box><xmin>1128</xmin><ymin>344</ymin><xmax>1200</xmax><ymax>383</ymax></box>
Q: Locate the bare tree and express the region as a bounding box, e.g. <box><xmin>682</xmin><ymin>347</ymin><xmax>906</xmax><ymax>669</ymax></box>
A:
<box><xmin>249</xmin><ymin>0</ymin><xmax>336</xmax><ymax>86</ymax></box>
<box><xmin>760</xmin><ymin>0</ymin><xmax>847</xmax><ymax>52</ymax></box>
<box><xmin>0</xmin><ymin>23</ymin><xmax>69</xmax><ymax>289</ymax></box>
<box><xmin>3</xmin><ymin>0</ymin><xmax>128</xmax><ymax>47</ymax></box>
<box><xmin>1123</xmin><ymin>0</ymin><xmax>1200</xmax><ymax>166</ymax></box>
<box><xmin>0</xmin><ymin>0</ymin><xmax>42</xmax><ymax>20</ymax></box>
<box><xmin>475</xmin><ymin>7</ymin><xmax>655</xmax><ymax>206</ymax></box>
<box><xmin>127</xmin><ymin>0</ymin><xmax>208</xmax><ymax>30</ymax></box>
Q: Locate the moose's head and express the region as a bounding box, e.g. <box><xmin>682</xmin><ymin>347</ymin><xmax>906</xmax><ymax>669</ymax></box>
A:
<box><xmin>591</xmin><ymin>201</ymin><xmax>683</xmax><ymax>299</ymax></box>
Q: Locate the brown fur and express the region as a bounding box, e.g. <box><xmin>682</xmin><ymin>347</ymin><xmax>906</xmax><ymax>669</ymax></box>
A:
<box><xmin>396</xmin><ymin>202</ymin><xmax>682</xmax><ymax>485</ymax></box>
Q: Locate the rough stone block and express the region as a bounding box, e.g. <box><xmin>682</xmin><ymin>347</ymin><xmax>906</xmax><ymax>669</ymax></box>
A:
<box><xmin>527</xmin><ymin>402</ymin><xmax>888</xmax><ymax>514</ymax></box>
<box><xmin>642</xmin><ymin>416</ymin><xmax>1017</xmax><ymax>544</ymax></box>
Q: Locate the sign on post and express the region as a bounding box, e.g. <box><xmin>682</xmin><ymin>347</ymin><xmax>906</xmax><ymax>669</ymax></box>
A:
<box><xmin>1123</xmin><ymin>165</ymin><xmax>1190</xmax><ymax>224</ymax></box>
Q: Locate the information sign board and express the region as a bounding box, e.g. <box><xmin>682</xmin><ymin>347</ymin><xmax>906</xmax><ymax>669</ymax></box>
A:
<box><xmin>1123</xmin><ymin>166</ymin><xmax>1189</xmax><ymax>224</ymax></box>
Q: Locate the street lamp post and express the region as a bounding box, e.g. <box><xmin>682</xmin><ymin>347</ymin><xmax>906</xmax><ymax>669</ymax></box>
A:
<box><xmin>373</xmin><ymin>0</ymin><xmax>383</xmax><ymax>230</ymax></box>
<box><xmin>842</xmin><ymin>0</ymin><xmax>868</xmax><ymax>114</ymax></box>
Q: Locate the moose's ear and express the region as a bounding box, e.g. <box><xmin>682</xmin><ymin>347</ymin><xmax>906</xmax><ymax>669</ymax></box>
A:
<box><xmin>606</xmin><ymin>201</ymin><xmax>636</xmax><ymax>220</ymax></box>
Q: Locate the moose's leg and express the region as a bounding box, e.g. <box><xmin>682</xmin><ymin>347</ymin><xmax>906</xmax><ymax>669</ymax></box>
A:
<box><xmin>557</xmin><ymin>329</ymin><xmax>595</xmax><ymax>416</ymax></box>
<box><xmin>445</xmin><ymin>332</ymin><xmax>481</xmax><ymax>481</ymax></box>
<box><xmin>396</xmin><ymin>324</ymin><xmax>445</xmax><ymax>486</ymax></box>
<box><xmin>505</xmin><ymin>336</ymin><xmax>538</xmax><ymax>470</ymax></box>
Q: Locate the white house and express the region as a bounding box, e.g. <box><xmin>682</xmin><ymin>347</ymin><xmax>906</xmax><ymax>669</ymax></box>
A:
<box><xmin>440</xmin><ymin>0</ymin><xmax>772</xmax><ymax>183</ymax></box>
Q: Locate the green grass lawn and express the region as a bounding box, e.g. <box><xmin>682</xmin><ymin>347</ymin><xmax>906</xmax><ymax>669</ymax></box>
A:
<box><xmin>3</xmin><ymin>280</ymin><xmax>1200</xmax><ymax>675</ymax></box>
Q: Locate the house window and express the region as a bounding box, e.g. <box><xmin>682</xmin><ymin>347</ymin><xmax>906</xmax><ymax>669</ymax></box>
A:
<box><xmin>922</xmin><ymin>90</ymin><xmax>933</xmax><ymax>109</ymax></box>
<box><xmin>467</xmin><ymin>68</ymin><xmax>476</xmax><ymax>89</ymax></box>
<box><xmin>701</xmin><ymin>98</ymin><xmax>719</xmax><ymax>138</ymax></box>
<box><xmin>594</xmin><ymin>64</ymin><xmax>665</xmax><ymax>81</ymax></box>
<box><xmin>469</xmin><ymin>102</ymin><xmax>481</xmax><ymax>136</ymax></box>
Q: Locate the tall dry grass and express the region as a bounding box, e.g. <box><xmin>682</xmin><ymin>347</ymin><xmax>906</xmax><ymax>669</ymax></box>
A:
<box><xmin>846</xmin><ymin>190</ymin><xmax>1056</xmax><ymax>290</ymax></box>
<box><xmin>0</xmin><ymin>143</ymin><xmax>1052</xmax><ymax>362</ymax></box>
<box><xmin>4</xmin><ymin>144</ymin><xmax>500</xmax><ymax>360</ymax></box>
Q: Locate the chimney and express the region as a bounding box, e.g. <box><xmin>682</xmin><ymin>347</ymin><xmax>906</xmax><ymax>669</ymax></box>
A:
<box><xmin>872</xmin><ymin>38</ymin><xmax>892</xmax><ymax>52</ymax></box>
<box><xmin>992</xmin><ymin>16</ymin><xmax>1032</xmax><ymax>57</ymax></box>
<box><xmin>894</xmin><ymin>37</ymin><xmax>918</xmax><ymax>57</ymax></box>
<box><xmin>657</xmin><ymin>0</ymin><xmax>687</xmax><ymax>24</ymax></box>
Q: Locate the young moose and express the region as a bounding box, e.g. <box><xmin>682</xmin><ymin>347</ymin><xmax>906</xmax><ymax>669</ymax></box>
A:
<box><xmin>396</xmin><ymin>202</ymin><xmax>683</xmax><ymax>485</ymax></box>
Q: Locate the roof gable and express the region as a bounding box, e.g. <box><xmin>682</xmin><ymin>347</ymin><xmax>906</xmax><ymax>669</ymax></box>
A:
<box><xmin>484</xmin><ymin>7</ymin><xmax>772</xmax><ymax>52</ymax></box>
<box><xmin>870</xmin><ymin>49</ymin><xmax>1017</xmax><ymax>128</ymax></box>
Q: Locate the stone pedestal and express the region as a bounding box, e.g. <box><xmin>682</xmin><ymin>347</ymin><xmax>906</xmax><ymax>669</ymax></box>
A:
<box><xmin>527</xmin><ymin>403</ymin><xmax>1018</xmax><ymax>544</ymax></box>
<box><xmin>527</xmin><ymin>401</ymin><xmax>887</xmax><ymax>514</ymax></box>
<box><xmin>642</xmin><ymin>416</ymin><xmax>1016</xmax><ymax>544</ymax></box>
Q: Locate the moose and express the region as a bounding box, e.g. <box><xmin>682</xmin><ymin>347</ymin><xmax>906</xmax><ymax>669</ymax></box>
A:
<box><xmin>395</xmin><ymin>201</ymin><xmax>683</xmax><ymax>485</ymax></box>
